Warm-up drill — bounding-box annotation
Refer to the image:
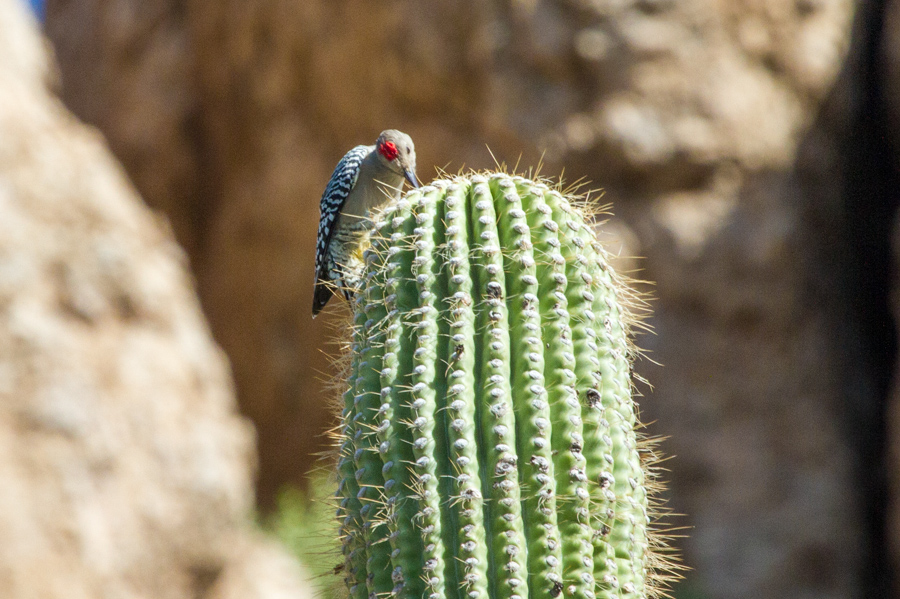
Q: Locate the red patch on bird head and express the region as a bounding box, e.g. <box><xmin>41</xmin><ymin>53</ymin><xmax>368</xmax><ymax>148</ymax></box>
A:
<box><xmin>378</xmin><ymin>140</ymin><xmax>399</xmax><ymax>161</ymax></box>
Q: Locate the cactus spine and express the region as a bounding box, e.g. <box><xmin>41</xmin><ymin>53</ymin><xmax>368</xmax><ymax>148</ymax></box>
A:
<box><xmin>335</xmin><ymin>173</ymin><xmax>663</xmax><ymax>599</ymax></box>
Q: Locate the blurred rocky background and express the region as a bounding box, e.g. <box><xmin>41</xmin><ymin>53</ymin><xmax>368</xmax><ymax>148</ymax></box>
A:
<box><xmin>0</xmin><ymin>0</ymin><xmax>314</xmax><ymax>597</ymax></box>
<box><xmin>1</xmin><ymin>0</ymin><xmax>899</xmax><ymax>597</ymax></box>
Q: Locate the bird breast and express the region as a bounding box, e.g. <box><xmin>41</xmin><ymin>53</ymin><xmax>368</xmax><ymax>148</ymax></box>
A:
<box><xmin>341</xmin><ymin>153</ymin><xmax>405</xmax><ymax>220</ymax></box>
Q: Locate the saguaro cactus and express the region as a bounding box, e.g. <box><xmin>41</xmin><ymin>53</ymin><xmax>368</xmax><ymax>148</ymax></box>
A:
<box><xmin>334</xmin><ymin>173</ymin><xmax>667</xmax><ymax>599</ymax></box>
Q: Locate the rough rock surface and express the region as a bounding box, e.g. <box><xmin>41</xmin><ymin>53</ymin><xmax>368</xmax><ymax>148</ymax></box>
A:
<box><xmin>0</xmin><ymin>2</ymin><xmax>312</xmax><ymax>598</ymax></box>
<box><xmin>44</xmin><ymin>0</ymin><xmax>885</xmax><ymax>597</ymax></box>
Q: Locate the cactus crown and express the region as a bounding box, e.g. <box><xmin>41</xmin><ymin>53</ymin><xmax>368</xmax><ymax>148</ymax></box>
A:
<box><xmin>332</xmin><ymin>173</ymin><xmax>675</xmax><ymax>599</ymax></box>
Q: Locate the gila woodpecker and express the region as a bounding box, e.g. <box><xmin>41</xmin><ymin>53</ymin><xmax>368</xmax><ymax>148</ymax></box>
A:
<box><xmin>312</xmin><ymin>130</ymin><xmax>419</xmax><ymax>317</ymax></box>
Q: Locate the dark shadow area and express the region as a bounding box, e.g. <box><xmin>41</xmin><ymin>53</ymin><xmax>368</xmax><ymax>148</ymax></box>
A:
<box><xmin>842</xmin><ymin>0</ymin><xmax>900</xmax><ymax>595</ymax></box>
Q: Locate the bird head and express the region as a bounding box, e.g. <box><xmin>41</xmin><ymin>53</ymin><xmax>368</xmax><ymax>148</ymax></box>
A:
<box><xmin>376</xmin><ymin>129</ymin><xmax>419</xmax><ymax>189</ymax></box>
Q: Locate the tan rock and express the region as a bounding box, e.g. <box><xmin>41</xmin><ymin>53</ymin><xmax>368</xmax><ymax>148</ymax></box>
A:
<box><xmin>0</xmin><ymin>1</ymin><xmax>312</xmax><ymax>597</ymax></box>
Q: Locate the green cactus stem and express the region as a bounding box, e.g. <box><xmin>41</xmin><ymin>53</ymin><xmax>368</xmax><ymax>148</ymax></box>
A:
<box><xmin>334</xmin><ymin>172</ymin><xmax>669</xmax><ymax>599</ymax></box>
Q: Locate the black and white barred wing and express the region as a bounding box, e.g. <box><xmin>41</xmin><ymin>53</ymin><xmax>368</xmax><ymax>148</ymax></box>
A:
<box><xmin>312</xmin><ymin>144</ymin><xmax>370</xmax><ymax>315</ymax></box>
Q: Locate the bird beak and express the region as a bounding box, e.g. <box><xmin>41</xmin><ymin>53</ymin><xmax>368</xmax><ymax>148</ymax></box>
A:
<box><xmin>404</xmin><ymin>169</ymin><xmax>420</xmax><ymax>189</ymax></box>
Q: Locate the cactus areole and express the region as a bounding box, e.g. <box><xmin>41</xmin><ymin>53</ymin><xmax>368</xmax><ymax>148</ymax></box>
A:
<box><xmin>334</xmin><ymin>173</ymin><xmax>662</xmax><ymax>599</ymax></box>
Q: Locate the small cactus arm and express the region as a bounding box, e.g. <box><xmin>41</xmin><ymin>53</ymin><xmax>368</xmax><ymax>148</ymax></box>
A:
<box><xmin>332</xmin><ymin>173</ymin><xmax>678</xmax><ymax>599</ymax></box>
